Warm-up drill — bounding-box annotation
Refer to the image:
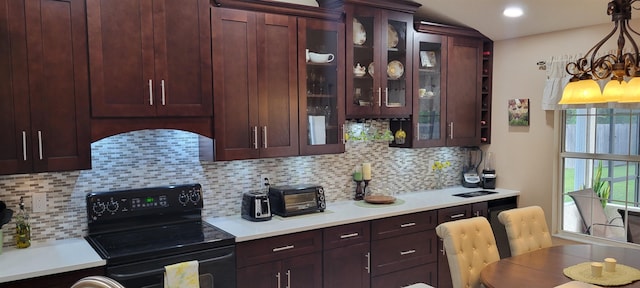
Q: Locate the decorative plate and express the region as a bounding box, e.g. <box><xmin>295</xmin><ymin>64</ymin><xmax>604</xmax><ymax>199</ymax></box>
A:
<box><xmin>388</xmin><ymin>24</ymin><xmax>399</xmax><ymax>48</ymax></box>
<box><xmin>387</xmin><ymin>60</ymin><xmax>404</xmax><ymax>80</ymax></box>
<box><xmin>368</xmin><ymin>62</ymin><xmax>374</xmax><ymax>77</ymax></box>
<box><xmin>353</xmin><ymin>18</ymin><xmax>366</xmax><ymax>45</ymax></box>
<box><xmin>364</xmin><ymin>195</ymin><xmax>396</xmax><ymax>204</ymax></box>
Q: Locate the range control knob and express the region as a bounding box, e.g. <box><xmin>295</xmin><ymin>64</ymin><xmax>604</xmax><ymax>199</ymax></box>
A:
<box><xmin>92</xmin><ymin>201</ymin><xmax>106</xmax><ymax>215</ymax></box>
<box><xmin>106</xmin><ymin>199</ymin><xmax>119</xmax><ymax>213</ymax></box>
<box><xmin>178</xmin><ymin>193</ymin><xmax>189</xmax><ymax>205</ymax></box>
<box><xmin>189</xmin><ymin>191</ymin><xmax>201</xmax><ymax>204</ymax></box>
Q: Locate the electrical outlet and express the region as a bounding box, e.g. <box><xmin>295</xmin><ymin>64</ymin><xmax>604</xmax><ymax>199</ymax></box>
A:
<box><xmin>32</xmin><ymin>193</ymin><xmax>47</xmax><ymax>213</ymax></box>
<box><xmin>261</xmin><ymin>175</ymin><xmax>272</xmax><ymax>188</ymax></box>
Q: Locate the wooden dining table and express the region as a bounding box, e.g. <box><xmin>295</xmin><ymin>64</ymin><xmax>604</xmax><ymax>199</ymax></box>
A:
<box><xmin>481</xmin><ymin>244</ymin><xmax>640</xmax><ymax>288</ymax></box>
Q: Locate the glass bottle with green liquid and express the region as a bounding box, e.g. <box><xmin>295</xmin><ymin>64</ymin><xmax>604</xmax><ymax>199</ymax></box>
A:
<box><xmin>15</xmin><ymin>197</ymin><xmax>30</xmax><ymax>248</ymax></box>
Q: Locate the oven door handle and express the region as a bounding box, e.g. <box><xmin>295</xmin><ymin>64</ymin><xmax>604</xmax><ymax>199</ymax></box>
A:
<box><xmin>108</xmin><ymin>251</ymin><xmax>234</xmax><ymax>280</ymax></box>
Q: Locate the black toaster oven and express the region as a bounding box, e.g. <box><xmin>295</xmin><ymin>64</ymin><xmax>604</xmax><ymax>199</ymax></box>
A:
<box><xmin>268</xmin><ymin>184</ymin><xmax>326</xmax><ymax>217</ymax></box>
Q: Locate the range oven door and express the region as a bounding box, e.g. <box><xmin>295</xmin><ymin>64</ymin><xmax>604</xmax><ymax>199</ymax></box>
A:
<box><xmin>106</xmin><ymin>245</ymin><xmax>236</xmax><ymax>288</ymax></box>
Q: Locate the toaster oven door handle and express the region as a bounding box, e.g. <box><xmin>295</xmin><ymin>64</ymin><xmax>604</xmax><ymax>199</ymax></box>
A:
<box><xmin>272</xmin><ymin>245</ymin><xmax>295</xmax><ymax>252</ymax></box>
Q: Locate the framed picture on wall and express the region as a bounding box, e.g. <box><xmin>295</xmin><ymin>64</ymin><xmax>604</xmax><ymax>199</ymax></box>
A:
<box><xmin>508</xmin><ymin>98</ymin><xmax>529</xmax><ymax>126</ymax></box>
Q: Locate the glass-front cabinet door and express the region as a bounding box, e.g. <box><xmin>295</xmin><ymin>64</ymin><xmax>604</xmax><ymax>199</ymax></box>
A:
<box><xmin>346</xmin><ymin>5</ymin><xmax>412</xmax><ymax>118</ymax></box>
<box><xmin>412</xmin><ymin>32</ymin><xmax>446</xmax><ymax>147</ymax></box>
<box><xmin>298</xmin><ymin>18</ymin><xmax>345</xmax><ymax>155</ymax></box>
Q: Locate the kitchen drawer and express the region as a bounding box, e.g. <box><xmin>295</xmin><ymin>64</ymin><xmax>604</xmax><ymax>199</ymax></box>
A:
<box><xmin>371</xmin><ymin>262</ymin><xmax>437</xmax><ymax>288</ymax></box>
<box><xmin>236</xmin><ymin>230</ymin><xmax>322</xmax><ymax>268</ymax></box>
<box><xmin>371</xmin><ymin>230</ymin><xmax>437</xmax><ymax>276</ymax></box>
<box><xmin>372</xmin><ymin>210</ymin><xmax>437</xmax><ymax>240</ymax></box>
<box><xmin>323</xmin><ymin>221</ymin><xmax>370</xmax><ymax>250</ymax></box>
<box><xmin>437</xmin><ymin>204</ymin><xmax>473</xmax><ymax>224</ymax></box>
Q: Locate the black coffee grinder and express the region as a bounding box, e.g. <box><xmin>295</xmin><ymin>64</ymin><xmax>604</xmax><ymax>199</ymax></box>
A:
<box><xmin>461</xmin><ymin>147</ymin><xmax>482</xmax><ymax>188</ymax></box>
<box><xmin>482</xmin><ymin>152</ymin><xmax>497</xmax><ymax>189</ymax></box>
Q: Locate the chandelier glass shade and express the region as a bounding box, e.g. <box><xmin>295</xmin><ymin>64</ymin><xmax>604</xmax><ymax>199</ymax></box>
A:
<box><xmin>559</xmin><ymin>0</ymin><xmax>640</xmax><ymax>104</ymax></box>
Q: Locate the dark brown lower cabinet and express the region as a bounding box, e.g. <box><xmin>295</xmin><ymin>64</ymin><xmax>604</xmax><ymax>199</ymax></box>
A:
<box><xmin>237</xmin><ymin>252</ymin><xmax>322</xmax><ymax>288</ymax></box>
<box><xmin>371</xmin><ymin>262</ymin><xmax>437</xmax><ymax>288</ymax></box>
<box><xmin>236</xmin><ymin>230</ymin><xmax>323</xmax><ymax>288</ymax></box>
<box><xmin>323</xmin><ymin>242</ymin><xmax>371</xmax><ymax>288</ymax></box>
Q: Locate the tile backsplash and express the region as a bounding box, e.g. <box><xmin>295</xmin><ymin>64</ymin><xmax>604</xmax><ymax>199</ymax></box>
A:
<box><xmin>0</xmin><ymin>121</ymin><xmax>464</xmax><ymax>248</ymax></box>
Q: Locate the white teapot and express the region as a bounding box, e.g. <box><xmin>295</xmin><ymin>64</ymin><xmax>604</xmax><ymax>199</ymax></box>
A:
<box><xmin>354</xmin><ymin>63</ymin><xmax>366</xmax><ymax>77</ymax></box>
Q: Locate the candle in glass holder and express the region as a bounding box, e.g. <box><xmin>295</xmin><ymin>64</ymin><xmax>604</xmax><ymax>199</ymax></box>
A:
<box><xmin>353</xmin><ymin>171</ymin><xmax>363</xmax><ymax>181</ymax></box>
<box><xmin>362</xmin><ymin>163</ymin><xmax>372</xmax><ymax>180</ymax></box>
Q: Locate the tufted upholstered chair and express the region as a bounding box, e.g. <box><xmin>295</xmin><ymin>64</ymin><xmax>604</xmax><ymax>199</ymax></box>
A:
<box><xmin>435</xmin><ymin>217</ymin><xmax>500</xmax><ymax>288</ymax></box>
<box><xmin>497</xmin><ymin>205</ymin><xmax>553</xmax><ymax>256</ymax></box>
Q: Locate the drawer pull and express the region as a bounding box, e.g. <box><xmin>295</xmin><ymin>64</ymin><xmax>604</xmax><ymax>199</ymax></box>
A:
<box><xmin>450</xmin><ymin>213</ymin><xmax>466</xmax><ymax>219</ymax></box>
<box><xmin>272</xmin><ymin>245</ymin><xmax>295</xmax><ymax>252</ymax></box>
<box><xmin>276</xmin><ymin>272</ymin><xmax>281</xmax><ymax>288</ymax></box>
<box><xmin>400</xmin><ymin>249</ymin><xmax>416</xmax><ymax>256</ymax></box>
<box><xmin>400</xmin><ymin>222</ymin><xmax>416</xmax><ymax>228</ymax></box>
<box><xmin>340</xmin><ymin>232</ymin><xmax>359</xmax><ymax>239</ymax></box>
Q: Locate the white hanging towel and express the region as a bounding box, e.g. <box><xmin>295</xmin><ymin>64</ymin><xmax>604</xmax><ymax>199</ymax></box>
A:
<box><xmin>308</xmin><ymin>115</ymin><xmax>326</xmax><ymax>145</ymax></box>
<box><xmin>164</xmin><ymin>260</ymin><xmax>200</xmax><ymax>288</ymax></box>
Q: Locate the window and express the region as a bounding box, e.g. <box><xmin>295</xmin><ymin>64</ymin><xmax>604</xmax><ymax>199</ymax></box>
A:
<box><xmin>561</xmin><ymin>108</ymin><xmax>640</xmax><ymax>244</ymax></box>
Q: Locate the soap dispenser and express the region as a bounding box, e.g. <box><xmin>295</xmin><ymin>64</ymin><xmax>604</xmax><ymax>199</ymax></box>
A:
<box><xmin>15</xmin><ymin>197</ymin><xmax>30</xmax><ymax>248</ymax></box>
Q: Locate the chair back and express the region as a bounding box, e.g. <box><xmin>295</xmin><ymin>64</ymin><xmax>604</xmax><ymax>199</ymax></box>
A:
<box><xmin>619</xmin><ymin>209</ymin><xmax>640</xmax><ymax>243</ymax></box>
<box><xmin>71</xmin><ymin>276</ymin><xmax>125</xmax><ymax>288</ymax></box>
<box><xmin>568</xmin><ymin>188</ymin><xmax>612</xmax><ymax>236</ymax></box>
<box><xmin>498</xmin><ymin>205</ymin><xmax>552</xmax><ymax>256</ymax></box>
<box><xmin>435</xmin><ymin>217</ymin><xmax>500</xmax><ymax>288</ymax></box>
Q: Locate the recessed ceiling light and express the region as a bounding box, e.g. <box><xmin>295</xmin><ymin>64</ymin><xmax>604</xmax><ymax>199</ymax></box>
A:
<box><xmin>503</xmin><ymin>7</ymin><xmax>524</xmax><ymax>18</ymax></box>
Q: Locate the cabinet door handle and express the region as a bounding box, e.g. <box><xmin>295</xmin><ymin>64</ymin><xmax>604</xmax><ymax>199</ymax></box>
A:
<box><xmin>400</xmin><ymin>222</ymin><xmax>416</xmax><ymax>228</ymax></box>
<box><xmin>148</xmin><ymin>79</ymin><xmax>153</xmax><ymax>105</ymax></box>
<box><xmin>252</xmin><ymin>126</ymin><xmax>258</xmax><ymax>149</ymax></box>
<box><xmin>450</xmin><ymin>213</ymin><xmax>466</xmax><ymax>219</ymax></box>
<box><xmin>286</xmin><ymin>269</ymin><xmax>291</xmax><ymax>288</ymax></box>
<box><xmin>415</xmin><ymin>123</ymin><xmax>420</xmax><ymax>140</ymax></box>
<box><xmin>276</xmin><ymin>272</ymin><xmax>281</xmax><ymax>288</ymax></box>
<box><xmin>400</xmin><ymin>249</ymin><xmax>416</xmax><ymax>256</ymax></box>
<box><xmin>272</xmin><ymin>245</ymin><xmax>294</xmax><ymax>252</ymax></box>
<box><xmin>37</xmin><ymin>131</ymin><xmax>43</xmax><ymax>160</ymax></box>
<box><xmin>365</xmin><ymin>252</ymin><xmax>370</xmax><ymax>274</ymax></box>
<box><xmin>161</xmin><ymin>79</ymin><xmax>166</xmax><ymax>106</ymax></box>
<box><xmin>384</xmin><ymin>87</ymin><xmax>389</xmax><ymax>107</ymax></box>
<box><xmin>450</xmin><ymin>122</ymin><xmax>454</xmax><ymax>139</ymax></box>
<box><xmin>21</xmin><ymin>131</ymin><xmax>27</xmax><ymax>161</ymax></box>
<box><xmin>262</xmin><ymin>126</ymin><xmax>268</xmax><ymax>148</ymax></box>
<box><xmin>475</xmin><ymin>211</ymin><xmax>481</xmax><ymax>217</ymax></box>
<box><xmin>377</xmin><ymin>87</ymin><xmax>381</xmax><ymax>107</ymax></box>
<box><xmin>340</xmin><ymin>232</ymin><xmax>359</xmax><ymax>239</ymax></box>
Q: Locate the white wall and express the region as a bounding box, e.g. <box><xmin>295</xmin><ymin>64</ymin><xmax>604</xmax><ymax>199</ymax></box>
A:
<box><xmin>490</xmin><ymin>20</ymin><xmax>640</xmax><ymax>229</ymax></box>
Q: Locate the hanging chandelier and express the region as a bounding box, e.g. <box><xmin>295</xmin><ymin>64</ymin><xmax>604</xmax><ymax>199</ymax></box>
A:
<box><xmin>560</xmin><ymin>0</ymin><xmax>640</xmax><ymax>104</ymax></box>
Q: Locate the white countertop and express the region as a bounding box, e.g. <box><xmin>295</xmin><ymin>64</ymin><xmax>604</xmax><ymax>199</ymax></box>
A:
<box><xmin>207</xmin><ymin>186</ymin><xmax>520</xmax><ymax>242</ymax></box>
<box><xmin>0</xmin><ymin>238</ymin><xmax>106</xmax><ymax>283</ymax></box>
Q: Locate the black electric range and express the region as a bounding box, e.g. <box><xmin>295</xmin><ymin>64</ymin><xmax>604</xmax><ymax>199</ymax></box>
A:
<box><xmin>84</xmin><ymin>184</ymin><xmax>236</xmax><ymax>287</ymax></box>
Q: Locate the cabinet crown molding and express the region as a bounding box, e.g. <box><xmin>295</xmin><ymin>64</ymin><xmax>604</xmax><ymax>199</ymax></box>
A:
<box><xmin>213</xmin><ymin>0</ymin><xmax>343</xmax><ymax>20</ymax></box>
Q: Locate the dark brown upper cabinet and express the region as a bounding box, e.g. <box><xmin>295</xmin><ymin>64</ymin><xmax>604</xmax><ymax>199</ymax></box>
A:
<box><xmin>298</xmin><ymin>17</ymin><xmax>346</xmax><ymax>156</ymax></box>
<box><xmin>87</xmin><ymin>0</ymin><xmax>212</xmax><ymax>118</ymax></box>
<box><xmin>344</xmin><ymin>2</ymin><xmax>417</xmax><ymax>119</ymax></box>
<box><xmin>211</xmin><ymin>8</ymin><xmax>299</xmax><ymax>161</ymax></box>
<box><xmin>391</xmin><ymin>22</ymin><xmax>489</xmax><ymax>148</ymax></box>
<box><xmin>0</xmin><ymin>0</ymin><xmax>91</xmax><ymax>175</ymax></box>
